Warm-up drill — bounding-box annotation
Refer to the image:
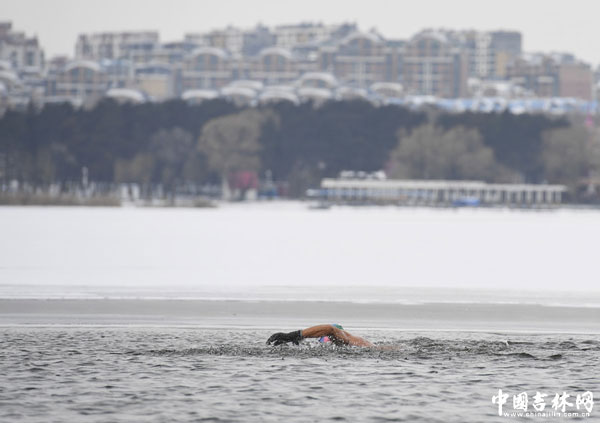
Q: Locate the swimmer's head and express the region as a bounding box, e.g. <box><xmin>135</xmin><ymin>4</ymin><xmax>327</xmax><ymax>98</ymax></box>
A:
<box><xmin>319</xmin><ymin>324</ymin><xmax>344</xmax><ymax>343</ymax></box>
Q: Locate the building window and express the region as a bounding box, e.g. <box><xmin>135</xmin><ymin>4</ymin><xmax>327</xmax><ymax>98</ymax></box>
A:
<box><xmin>26</xmin><ymin>51</ymin><xmax>35</xmax><ymax>66</ymax></box>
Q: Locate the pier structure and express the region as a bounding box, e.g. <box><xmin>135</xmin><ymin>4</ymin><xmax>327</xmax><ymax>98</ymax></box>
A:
<box><xmin>313</xmin><ymin>178</ymin><xmax>567</xmax><ymax>207</ymax></box>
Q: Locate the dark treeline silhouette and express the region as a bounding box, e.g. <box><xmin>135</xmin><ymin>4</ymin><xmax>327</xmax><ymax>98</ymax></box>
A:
<box><xmin>2</xmin><ymin>98</ymin><xmax>597</xmax><ymax>201</ymax></box>
<box><xmin>436</xmin><ymin>112</ymin><xmax>568</xmax><ymax>183</ymax></box>
<box><xmin>258</xmin><ymin>101</ymin><xmax>426</xmax><ymax>195</ymax></box>
<box><xmin>0</xmin><ymin>99</ymin><xmax>238</xmax><ymax>185</ymax></box>
<box><xmin>0</xmin><ymin>99</ymin><xmax>424</xmax><ymax>192</ymax></box>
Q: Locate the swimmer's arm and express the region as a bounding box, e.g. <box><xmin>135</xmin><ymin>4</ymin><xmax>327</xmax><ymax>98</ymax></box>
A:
<box><xmin>300</xmin><ymin>324</ymin><xmax>374</xmax><ymax>347</ymax></box>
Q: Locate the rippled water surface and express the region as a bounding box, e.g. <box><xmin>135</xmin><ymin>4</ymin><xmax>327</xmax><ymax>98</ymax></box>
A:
<box><xmin>1</xmin><ymin>328</ymin><xmax>598</xmax><ymax>422</ymax></box>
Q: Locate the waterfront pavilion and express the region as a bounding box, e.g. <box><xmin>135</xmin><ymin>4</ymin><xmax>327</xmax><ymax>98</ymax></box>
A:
<box><xmin>317</xmin><ymin>178</ymin><xmax>567</xmax><ymax>207</ymax></box>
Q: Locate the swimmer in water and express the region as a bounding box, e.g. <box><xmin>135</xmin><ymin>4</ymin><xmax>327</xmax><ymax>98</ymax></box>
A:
<box><xmin>267</xmin><ymin>324</ymin><xmax>374</xmax><ymax>348</ymax></box>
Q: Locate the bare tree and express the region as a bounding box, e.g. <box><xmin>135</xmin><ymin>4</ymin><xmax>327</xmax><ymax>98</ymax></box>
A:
<box><xmin>541</xmin><ymin>125</ymin><xmax>600</xmax><ymax>190</ymax></box>
<box><xmin>149</xmin><ymin>127</ymin><xmax>195</xmax><ymax>193</ymax></box>
<box><xmin>114</xmin><ymin>153</ymin><xmax>154</xmax><ymax>185</ymax></box>
<box><xmin>114</xmin><ymin>127</ymin><xmax>199</xmax><ymax>199</ymax></box>
<box><xmin>388</xmin><ymin>124</ymin><xmax>504</xmax><ymax>181</ymax></box>
<box><xmin>197</xmin><ymin>109</ymin><xmax>278</xmax><ymax>197</ymax></box>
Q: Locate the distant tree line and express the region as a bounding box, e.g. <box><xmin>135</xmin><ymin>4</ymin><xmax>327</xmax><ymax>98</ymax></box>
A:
<box><xmin>1</xmin><ymin>98</ymin><xmax>599</xmax><ymax>201</ymax></box>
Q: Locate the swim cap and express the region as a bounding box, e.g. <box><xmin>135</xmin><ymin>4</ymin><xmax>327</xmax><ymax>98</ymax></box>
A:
<box><xmin>319</xmin><ymin>324</ymin><xmax>344</xmax><ymax>343</ymax></box>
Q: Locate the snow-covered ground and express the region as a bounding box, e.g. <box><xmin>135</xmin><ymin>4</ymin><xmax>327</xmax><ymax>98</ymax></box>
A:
<box><xmin>1</xmin><ymin>202</ymin><xmax>599</xmax><ymax>305</ymax></box>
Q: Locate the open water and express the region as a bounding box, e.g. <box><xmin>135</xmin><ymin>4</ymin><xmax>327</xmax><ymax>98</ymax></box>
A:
<box><xmin>0</xmin><ymin>326</ymin><xmax>598</xmax><ymax>422</ymax></box>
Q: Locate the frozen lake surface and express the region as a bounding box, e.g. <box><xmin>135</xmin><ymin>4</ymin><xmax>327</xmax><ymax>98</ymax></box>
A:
<box><xmin>0</xmin><ymin>203</ymin><xmax>599</xmax><ymax>304</ymax></box>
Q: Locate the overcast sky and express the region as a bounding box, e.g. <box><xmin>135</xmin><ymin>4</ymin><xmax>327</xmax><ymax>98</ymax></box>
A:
<box><xmin>2</xmin><ymin>0</ymin><xmax>599</xmax><ymax>66</ymax></box>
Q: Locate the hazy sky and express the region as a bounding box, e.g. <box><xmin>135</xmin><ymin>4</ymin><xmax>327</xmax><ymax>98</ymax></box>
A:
<box><xmin>2</xmin><ymin>0</ymin><xmax>599</xmax><ymax>66</ymax></box>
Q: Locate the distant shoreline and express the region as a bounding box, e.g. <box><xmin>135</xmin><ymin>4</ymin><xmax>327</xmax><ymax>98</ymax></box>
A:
<box><xmin>2</xmin><ymin>199</ymin><xmax>600</xmax><ymax>210</ymax></box>
<box><xmin>0</xmin><ymin>193</ymin><xmax>219</xmax><ymax>207</ymax></box>
<box><xmin>0</xmin><ymin>193</ymin><xmax>120</xmax><ymax>207</ymax></box>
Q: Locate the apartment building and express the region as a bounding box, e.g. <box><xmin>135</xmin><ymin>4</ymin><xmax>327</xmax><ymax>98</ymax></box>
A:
<box><xmin>54</xmin><ymin>26</ymin><xmax>518</xmax><ymax>101</ymax></box>
<box><xmin>75</xmin><ymin>31</ymin><xmax>159</xmax><ymax>63</ymax></box>
<box><xmin>274</xmin><ymin>23</ymin><xmax>356</xmax><ymax>49</ymax></box>
<box><xmin>558</xmin><ymin>62</ymin><xmax>593</xmax><ymax>100</ymax></box>
<box><xmin>430</xmin><ymin>29</ymin><xmax>521</xmax><ymax>81</ymax></box>
<box><xmin>248</xmin><ymin>47</ymin><xmax>304</xmax><ymax>85</ymax></box>
<box><xmin>460</xmin><ymin>30</ymin><xmax>521</xmax><ymax>79</ymax></box>
<box><xmin>489</xmin><ymin>31</ymin><xmax>521</xmax><ymax>79</ymax></box>
<box><xmin>508</xmin><ymin>53</ymin><xmax>593</xmax><ymax>99</ymax></box>
<box><xmin>145</xmin><ymin>41</ymin><xmax>198</xmax><ymax>67</ymax></box>
<box><xmin>2</xmin><ymin>21</ymin><xmax>596</xmax><ymax>111</ymax></box>
<box><xmin>134</xmin><ymin>63</ymin><xmax>177</xmax><ymax>100</ymax></box>
<box><xmin>181</xmin><ymin>47</ymin><xmax>234</xmax><ymax>90</ymax></box>
<box><xmin>507</xmin><ymin>53</ymin><xmax>557</xmax><ymax>97</ymax></box>
<box><xmin>240</xmin><ymin>25</ymin><xmax>275</xmax><ymax>56</ymax></box>
<box><xmin>185</xmin><ymin>25</ymin><xmax>276</xmax><ymax>58</ymax></box>
<box><xmin>0</xmin><ymin>63</ymin><xmax>32</xmax><ymax>109</ymax></box>
<box><xmin>0</xmin><ymin>22</ymin><xmax>44</xmax><ymax>72</ymax></box>
<box><xmin>185</xmin><ymin>27</ymin><xmax>243</xmax><ymax>55</ymax></box>
<box><xmin>45</xmin><ymin>60</ymin><xmax>109</xmax><ymax>106</ymax></box>
<box><xmin>0</xmin><ymin>22</ymin><xmax>45</xmax><ymax>109</ymax></box>
<box><xmin>402</xmin><ymin>31</ymin><xmax>468</xmax><ymax>98</ymax></box>
<box><xmin>317</xmin><ymin>31</ymin><xmax>400</xmax><ymax>88</ymax></box>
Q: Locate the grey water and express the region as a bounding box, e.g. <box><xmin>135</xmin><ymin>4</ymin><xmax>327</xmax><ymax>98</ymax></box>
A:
<box><xmin>1</xmin><ymin>326</ymin><xmax>598</xmax><ymax>422</ymax></box>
